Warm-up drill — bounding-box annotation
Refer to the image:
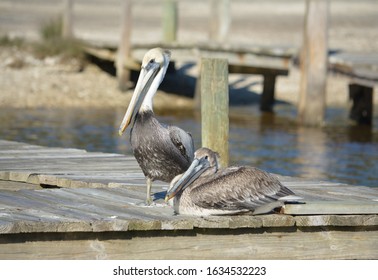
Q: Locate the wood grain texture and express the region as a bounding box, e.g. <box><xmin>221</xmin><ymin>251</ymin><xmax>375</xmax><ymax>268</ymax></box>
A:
<box><xmin>116</xmin><ymin>0</ymin><xmax>132</xmax><ymax>91</ymax></box>
<box><xmin>200</xmin><ymin>58</ymin><xmax>229</xmax><ymax>167</ymax></box>
<box><xmin>284</xmin><ymin>201</ymin><xmax>378</xmax><ymax>215</ymax></box>
<box><xmin>0</xmin><ymin>228</ymin><xmax>377</xmax><ymax>260</ymax></box>
<box><xmin>162</xmin><ymin>0</ymin><xmax>177</xmax><ymax>43</ymax></box>
<box><xmin>298</xmin><ymin>0</ymin><xmax>329</xmax><ymax>125</ymax></box>
<box><xmin>0</xmin><ymin>140</ymin><xmax>378</xmax><ymax>259</ymax></box>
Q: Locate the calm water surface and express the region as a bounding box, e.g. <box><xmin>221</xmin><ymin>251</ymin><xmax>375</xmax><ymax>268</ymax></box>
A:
<box><xmin>0</xmin><ymin>105</ymin><xmax>377</xmax><ymax>187</ymax></box>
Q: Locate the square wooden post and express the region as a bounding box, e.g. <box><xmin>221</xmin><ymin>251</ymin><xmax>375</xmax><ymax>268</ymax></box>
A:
<box><xmin>162</xmin><ymin>0</ymin><xmax>177</xmax><ymax>43</ymax></box>
<box><xmin>200</xmin><ymin>58</ymin><xmax>229</xmax><ymax>167</ymax></box>
<box><xmin>298</xmin><ymin>0</ymin><xmax>329</xmax><ymax>126</ymax></box>
<box><xmin>209</xmin><ymin>0</ymin><xmax>230</xmax><ymax>42</ymax></box>
<box><xmin>349</xmin><ymin>83</ymin><xmax>373</xmax><ymax>125</ymax></box>
<box><xmin>260</xmin><ymin>75</ymin><xmax>277</xmax><ymax>112</ymax></box>
<box><xmin>62</xmin><ymin>0</ymin><xmax>74</xmax><ymax>38</ymax></box>
<box><xmin>116</xmin><ymin>0</ymin><xmax>132</xmax><ymax>91</ymax></box>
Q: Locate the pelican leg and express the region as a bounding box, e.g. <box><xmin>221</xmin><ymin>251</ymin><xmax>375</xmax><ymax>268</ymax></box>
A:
<box><xmin>146</xmin><ymin>177</ymin><xmax>152</xmax><ymax>205</ymax></box>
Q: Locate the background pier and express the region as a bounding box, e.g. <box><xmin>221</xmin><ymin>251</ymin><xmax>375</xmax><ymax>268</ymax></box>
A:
<box><xmin>1</xmin><ymin>0</ymin><xmax>377</xmax><ymax>124</ymax></box>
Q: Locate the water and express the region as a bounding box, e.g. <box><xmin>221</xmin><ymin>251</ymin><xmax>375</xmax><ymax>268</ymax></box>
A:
<box><xmin>0</xmin><ymin>105</ymin><xmax>377</xmax><ymax>187</ymax></box>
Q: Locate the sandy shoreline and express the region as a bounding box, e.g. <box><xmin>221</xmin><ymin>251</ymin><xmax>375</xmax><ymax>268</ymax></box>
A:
<box><xmin>0</xmin><ymin>44</ymin><xmax>375</xmax><ymax>110</ymax></box>
<box><xmin>0</xmin><ymin>45</ymin><xmax>192</xmax><ymax>110</ymax></box>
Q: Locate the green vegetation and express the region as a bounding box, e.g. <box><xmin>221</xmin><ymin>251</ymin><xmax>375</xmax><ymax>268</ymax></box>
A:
<box><xmin>0</xmin><ymin>35</ymin><xmax>25</xmax><ymax>48</ymax></box>
<box><xmin>40</xmin><ymin>16</ymin><xmax>64</xmax><ymax>41</ymax></box>
<box><xmin>33</xmin><ymin>16</ymin><xmax>86</xmax><ymax>62</ymax></box>
<box><xmin>0</xmin><ymin>16</ymin><xmax>87</xmax><ymax>64</ymax></box>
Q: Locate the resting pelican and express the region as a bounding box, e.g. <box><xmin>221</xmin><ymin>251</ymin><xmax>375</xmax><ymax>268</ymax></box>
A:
<box><xmin>165</xmin><ymin>147</ymin><xmax>301</xmax><ymax>216</ymax></box>
<box><xmin>119</xmin><ymin>48</ymin><xmax>194</xmax><ymax>205</ymax></box>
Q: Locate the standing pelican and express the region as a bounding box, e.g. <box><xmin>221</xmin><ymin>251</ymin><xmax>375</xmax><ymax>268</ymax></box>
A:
<box><xmin>119</xmin><ymin>48</ymin><xmax>194</xmax><ymax>205</ymax></box>
<box><xmin>165</xmin><ymin>147</ymin><xmax>301</xmax><ymax>216</ymax></box>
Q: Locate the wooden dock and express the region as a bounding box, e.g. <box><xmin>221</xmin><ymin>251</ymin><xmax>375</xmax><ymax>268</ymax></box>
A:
<box><xmin>85</xmin><ymin>43</ymin><xmax>291</xmax><ymax>113</ymax></box>
<box><xmin>329</xmin><ymin>52</ymin><xmax>378</xmax><ymax>125</ymax></box>
<box><xmin>0</xmin><ymin>139</ymin><xmax>377</xmax><ymax>259</ymax></box>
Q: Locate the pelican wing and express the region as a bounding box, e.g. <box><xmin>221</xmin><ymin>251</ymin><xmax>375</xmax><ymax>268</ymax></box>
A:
<box><xmin>190</xmin><ymin>166</ymin><xmax>295</xmax><ymax>212</ymax></box>
<box><xmin>168</xmin><ymin>125</ymin><xmax>195</xmax><ymax>163</ymax></box>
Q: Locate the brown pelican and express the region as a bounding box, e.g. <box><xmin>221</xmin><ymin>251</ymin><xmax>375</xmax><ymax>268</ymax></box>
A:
<box><xmin>119</xmin><ymin>48</ymin><xmax>194</xmax><ymax>205</ymax></box>
<box><xmin>165</xmin><ymin>147</ymin><xmax>301</xmax><ymax>216</ymax></box>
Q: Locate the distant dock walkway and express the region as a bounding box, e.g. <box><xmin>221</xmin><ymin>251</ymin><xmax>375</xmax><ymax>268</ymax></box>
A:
<box><xmin>0</xmin><ymin>140</ymin><xmax>377</xmax><ymax>259</ymax></box>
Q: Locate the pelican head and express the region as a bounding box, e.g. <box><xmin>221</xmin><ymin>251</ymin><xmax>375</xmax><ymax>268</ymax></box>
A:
<box><xmin>119</xmin><ymin>48</ymin><xmax>171</xmax><ymax>135</ymax></box>
<box><xmin>165</xmin><ymin>147</ymin><xmax>220</xmax><ymax>202</ymax></box>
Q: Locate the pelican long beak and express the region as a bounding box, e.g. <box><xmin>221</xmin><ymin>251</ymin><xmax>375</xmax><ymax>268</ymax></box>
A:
<box><xmin>118</xmin><ymin>63</ymin><xmax>160</xmax><ymax>135</ymax></box>
<box><xmin>165</xmin><ymin>157</ymin><xmax>210</xmax><ymax>202</ymax></box>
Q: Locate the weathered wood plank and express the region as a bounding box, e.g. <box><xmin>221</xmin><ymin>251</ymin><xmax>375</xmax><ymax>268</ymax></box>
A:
<box><xmin>131</xmin><ymin>42</ymin><xmax>295</xmax><ymax>59</ymax></box>
<box><xmin>0</xmin><ymin>148</ymin><xmax>145</xmax><ymax>188</ymax></box>
<box><xmin>288</xmin><ymin>184</ymin><xmax>378</xmax><ymax>202</ymax></box>
<box><xmin>228</xmin><ymin>64</ymin><xmax>288</xmax><ymax>76</ymax></box>
<box><xmin>21</xmin><ymin>188</ymin><xmax>167</xmax><ymax>220</ymax></box>
<box><xmin>0</xmin><ymin>152</ymin><xmax>122</xmax><ymax>160</ymax></box>
<box><xmin>0</xmin><ymin>228</ymin><xmax>377</xmax><ymax>260</ymax></box>
<box><xmin>0</xmin><ymin>139</ymin><xmax>378</xmax><ymax>248</ymax></box>
<box><xmin>0</xmin><ymin>180</ymin><xmax>41</xmax><ymax>191</ymax></box>
<box><xmin>295</xmin><ymin>214</ymin><xmax>378</xmax><ymax>227</ymax></box>
<box><xmin>329</xmin><ymin>52</ymin><xmax>378</xmax><ymax>81</ymax></box>
<box><xmin>0</xmin><ymin>218</ymin><xmax>96</xmax><ymax>234</ymax></box>
<box><xmin>1</xmin><ymin>182</ymin><xmax>376</xmax><ymax>233</ymax></box>
<box><xmin>284</xmin><ymin>201</ymin><xmax>378</xmax><ymax>215</ymax></box>
<box><xmin>0</xmin><ymin>191</ymin><xmax>165</xmax><ymax>234</ymax></box>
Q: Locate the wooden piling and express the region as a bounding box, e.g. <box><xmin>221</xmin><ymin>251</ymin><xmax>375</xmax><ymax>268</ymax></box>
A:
<box><xmin>260</xmin><ymin>75</ymin><xmax>276</xmax><ymax>112</ymax></box>
<box><xmin>162</xmin><ymin>0</ymin><xmax>177</xmax><ymax>43</ymax></box>
<box><xmin>62</xmin><ymin>0</ymin><xmax>73</xmax><ymax>38</ymax></box>
<box><xmin>349</xmin><ymin>83</ymin><xmax>373</xmax><ymax>125</ymax></box>
<box><xmin>116</xmin><ymin>0</ymin><xmax>132</xmax><ymax>91</ymax></box>
<box><xmin>200</xmin><ymin>58</ymin><xmax>229</xmax><ymax>167</ymax></box>
<box><xmin>209</xmin><ymin>0</ymin><xmax>230</xmax><ymax>42</ymax></box>
<box><xmin>298</xmin><ymin>0</ymin><xmax>329</xmax><ymax>126</ymax></box>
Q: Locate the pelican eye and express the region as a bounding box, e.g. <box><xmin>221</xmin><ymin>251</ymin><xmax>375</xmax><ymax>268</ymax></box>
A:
<box><xmin>204</xmin><ymin>155</ymin><xmax>209</xmax><ymax>160</ymax></box>
<box><xmin>149</xmin><ymin>59</ymin><xmax>155</xmax><ymax>64</ymax></box>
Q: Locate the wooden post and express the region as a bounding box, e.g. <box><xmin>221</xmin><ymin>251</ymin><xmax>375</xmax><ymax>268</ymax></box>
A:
<box><xmin>349</xmin><ymin>83</ymin><xmax>373</xmax><ymax>125</ymax></box>
<box><xmin>209</xmin><ymin>0</ymin><xmax>230</xmax><ymax>42</ymax></box>
<box><xmin>200</xmin><ymin>58</ymin><xmax>229</xmax><ymax>167</ymax></box>
<box><xmin>298</xmin><ymin>0</ymin><xmax>329</xmax><ymax>126</ymax></box>
<box><xmin>194</xmin><ymin>57</ymin><xmax>203</xmax><ymax>110</ymax></box>
<box><xmin>116</xmin><ymin>0</ymin><xmax>132</xmax><ymax>91</ymax></box>
<box><xmin>162</xmin><ymin>0</ymin><xmax>177</xmax><ymax>43</ymax></box>
<box><xmin>260</xmin><ymin>75</ymin><xmax>277</xmax><ymax>112</ymax></box>
<box><xmin>62</xmin><ymin>0</ymin><xmax>73</xmax><ymax>38</ymax></box>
